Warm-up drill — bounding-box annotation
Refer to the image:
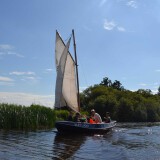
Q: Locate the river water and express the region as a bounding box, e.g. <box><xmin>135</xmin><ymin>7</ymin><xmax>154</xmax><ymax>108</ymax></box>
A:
<box><xmin>0</xmin><ymin>123</ymin><xmax>160</xmax><ymax>160</ymax></box>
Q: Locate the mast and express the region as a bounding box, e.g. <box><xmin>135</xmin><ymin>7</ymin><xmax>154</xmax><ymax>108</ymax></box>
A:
<box><xmin>72</xmin><ymin>29</ymin><xmax>80</xmax><ymax>112</ymax></box>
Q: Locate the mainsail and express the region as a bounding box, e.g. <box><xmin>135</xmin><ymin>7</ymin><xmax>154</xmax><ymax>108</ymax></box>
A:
<box><xmin>55</xmin><ymin>31</ymin><xmax>79</xmax><ymax>112</ymax></box>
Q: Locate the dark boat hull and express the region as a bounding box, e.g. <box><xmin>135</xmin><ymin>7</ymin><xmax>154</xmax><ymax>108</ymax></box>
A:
<box><xmin>55</xmin><ymin>121</ymin><xmax>116</xmax><ymax>134</ymax></box>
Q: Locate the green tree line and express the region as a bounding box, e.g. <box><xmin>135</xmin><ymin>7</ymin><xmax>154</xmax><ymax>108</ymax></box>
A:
<box><xmin>80</xmin><ymin>77</ymin><xmax>160</xmax><ymax>122</ymax></box>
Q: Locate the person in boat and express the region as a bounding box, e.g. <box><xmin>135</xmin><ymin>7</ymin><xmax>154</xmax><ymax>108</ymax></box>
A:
<box><xmin>79</xmin><ymin>115</ymin><xmax>87</xmax><ymax>122</ymax></box>
<box><xmin>87</xmin><ymin>116</ymin><xmax>96</xmax><ymax>124</ymax></box>
<box><xmin>73</xmin><ymin>112</ymin><xmax>81</xmax><ymax>122</ymax></box>
<box><xmin>104</xmin><ymin>112</ymin><xmax>111</xmax><ymax>123</ymax></box>
<box><xmin>91</xmin><ymin>109</ymin><xmax>102</xmax><ymax>123</ymax></box>
<box><xmin>67</xmin><ymin>111</ymin><xmax>73</xmax><ymax>121</ymax></box>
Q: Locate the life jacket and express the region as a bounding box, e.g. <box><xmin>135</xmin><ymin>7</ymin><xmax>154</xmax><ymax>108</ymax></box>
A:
<box><xmin>89</xmin><ymin>118</ymin><xmax>95</xmax><ymax>124</ymax></box>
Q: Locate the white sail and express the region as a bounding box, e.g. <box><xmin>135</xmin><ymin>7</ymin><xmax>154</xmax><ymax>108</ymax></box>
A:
<box><xmin>55</xmin><ymin>31</ymin><xmax>65</xmax><ymax>70</ymax></box>
<box><xmin>55</xmin><ymin>31</ymin><xmax>79</xmax><ymax>112</ymax></box>
<box><xmin>55</xmin><ymin>37</ymin><xmax>71</xmax><ymax>109</ymax></box>
<box><xmin>55</xmin><ymin>31</ymin><xmax>66</xmax><ymax>107</ymax></box>
<box><xmin>62</xmin><ymin>54</ymin><xmax>79</xmax><ymax>112</ymax></box>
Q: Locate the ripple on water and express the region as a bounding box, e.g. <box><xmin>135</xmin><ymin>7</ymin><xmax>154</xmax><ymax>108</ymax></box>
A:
<box><xmin>0</xmin><ymin>130</ymin><xmax>54</xmax><ymax>160</ymax></box>
<box><xmin>1</xmin><ymin>123</ymin><xmax>160</xmax><ymax>160</ymax></box>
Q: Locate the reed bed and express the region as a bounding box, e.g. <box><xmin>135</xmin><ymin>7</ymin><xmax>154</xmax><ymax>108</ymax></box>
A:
<box><xmin>0</xmin><ymin>103</ymin><xmax>88</xmax><ymax>131</ymax></box>
<box><xmin>54</xmin><ymin>109</ymin><xmax>69</xmax><ymax>121</ymax></box>
<box><xmin>0</xmin><ymin>103</ymin><xmax>56</xmax><ymax>130</ymax></box>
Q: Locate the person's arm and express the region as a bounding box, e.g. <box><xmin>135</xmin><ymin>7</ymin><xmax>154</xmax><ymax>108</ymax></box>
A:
<box><xmin>96</xmin><ymin>113</ymin><xmax>102</xmax><ymax>123</ymax></box>
<box><xmin>99</xmin><ymin>115</ymin><xmax>102</xmax><ymax>123</ymax></box>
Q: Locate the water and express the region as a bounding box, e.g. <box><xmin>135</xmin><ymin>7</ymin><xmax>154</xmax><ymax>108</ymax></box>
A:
<box><xmin>0</xmin><ymin>123</ymin><xmax>160</xmax><ymax>160</ymax></box>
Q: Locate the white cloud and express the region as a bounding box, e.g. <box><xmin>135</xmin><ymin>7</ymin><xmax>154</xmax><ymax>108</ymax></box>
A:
<box><xmin>46</xmin><ymin>68</ymin><xmax>53</xmax><ymax>71</ymax></box>
<box><xmin>104</xmin><ymin>19</ymin><xmax>126</xmax><ymax>32</ymax></box>
<box><xmin>45</xmin><ymin>69</ymin><xmax>54</xmax><ymax>73</ymax></box>
<box><xmin>44</xmin><ymin>68</ymin><xmax>55</xmax><ymax>74</ymax></box>
<box><xmin>0</xmin><ymin>44</ymin><xmax>13</xmax><ymax>50</ymax></box>
<box><xmin>139</xmin><ymin>83</ymin><xmax>147</xmax><ymax>86</ymax></box>
<box><xmin>10</xmin><ymin>71</ymin><xmax>35</xmax><ymax>76</ymax></box>
<box><xmin>104</xmin><ymin>19</ymin><xmax>116</xmax><ymax>30</ymax></box>
<box><xmin>9</xmin><ymin>71</ymin><xmax>39</xmax><ymax>83</ymax></box>
<box><xmin>26</xmin><ymin>76</ymin><xmax>36</xmax><ymax>80</ymax></box>
<box><xmin>7</xmin><ymin>51</ymin><xmax>24</xmax><ymax>58</ymax></box>
<box><xmin>0</xmin><ymin>76</ymin><xmax>14</xmax><ymax>86</ymax></box>
<box><xmin>126</xmin><ymin>0</ymin><xmax>137</xmax><ymax>9</ymax></box>
<box><xmin>0</xmin><ymin>44</ymin><xmax>24</xmax><ymax>58</ymax></box>
<box><xmin>0</xmin><ymin>92</ymin><xmax>54</xmax><ymax>108</ymax></box>
<box><xmin>0</xmin><ymin>76</ymin><xmax>14</xmax><ymax>82</ymax></box>
<box><xmin>117</xmin><ymin>26</ymin><xmax>126</xmax><ymax>32</ymax></box>
<box><xmin>151</xmin><ymin>89</ymin><xmax>158</xmax><ymax>94</ymax></box>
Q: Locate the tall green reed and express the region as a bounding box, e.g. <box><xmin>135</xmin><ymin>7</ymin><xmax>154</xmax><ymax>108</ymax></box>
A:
<box><xmin>0</xmin><ymin>103</ymin><xmax>89</xmax><ymax>130</ymax></box>
<box><xmin>0</xmin><ymin>103</ymin><xmax>55</xmax><ymax>130</ymax></box>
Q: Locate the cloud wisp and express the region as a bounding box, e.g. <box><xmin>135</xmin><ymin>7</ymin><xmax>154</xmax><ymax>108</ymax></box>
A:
<box><xmin>0</xmin><ymin>76</ymin><xmax>14</xmax><ymax>86</ymax></box>
<box><xmin>117</xmin><ymin>26</ymin><xmax>126</xmax><ymax>32</ymax></box>
<box><xmin>103</xmin><ymin>19</ymin><xmax>126</xmax><ymax>32</ymax></box>
<box><xmin>0</xmin><ymin>44</ymin><xmax>14</xmax><ymax>50</ymax></box>
<box><xmin>0</xmin><ymin>44</ymin><xmax>24</xmax><ymax>58</ymax></box>
<box><xmin>104</xmin><ymin>19</ymin><xmax>116</xmax><ymax>30</ymax></box>
<box><xmin>10</xmin><ymin>71</ymin><xmax>35</xmax><ymax>76</ymax></box>
<box><xmin>9</xmin><ymin>71</ymin><xmax>39</xmax><ymax>83</ymax></box>
<box><xmin>44</xmin><ymin>68</ymin><xmax>54</xmax><ymax>74</ymax></box>
<box><xmin>0</xmin><ymin>76</ymin><xmax>14</xmax><ymax>82</ymax></box>
<box><xmin>126</xmin><ymin>0</ymin><xmax>137</xmax><ymax>9</ymax></box>
<box><xmin>139</xmin><ymin>83</ymin><xmax>147</xmax><ymax>86</ymax></box>
<box><xmin>46</xmin><ymin>69</ymin><xmax>53</xmax><ymax>72</ymax></box>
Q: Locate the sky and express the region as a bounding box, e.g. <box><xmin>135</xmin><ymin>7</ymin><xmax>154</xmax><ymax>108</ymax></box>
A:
<box><xmin>0</xmin><ymin>0</ymin><xmax>160</xmax><ymax>108</ymax></box>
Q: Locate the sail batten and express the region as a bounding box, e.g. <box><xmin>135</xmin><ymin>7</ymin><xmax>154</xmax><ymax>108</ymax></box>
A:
<box><xmin>55</xmin><ymin>31</ymin><xmax>79</xmax><ymax>112</ymax></box>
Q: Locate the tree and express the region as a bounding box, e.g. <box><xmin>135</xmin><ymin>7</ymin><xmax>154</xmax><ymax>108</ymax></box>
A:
<box><xmin>158</xmin><ymin>86</ymin><xmax>160</xmax><ymax>96</ymax></box>
<box><xmin>136</xmin><ymin>89</ymin><xmax>152</xmax><ymax>97</ymax></box>
<box><xmin>112</xmin><ymin>80</ymin><xmax>124</xmax><ymax>91</ymax></box>
<box><xmin>100</xmin><ymin>77</ymin><xmax>112</xmax><ymax>87</ymax></box>
<box><xmin>80</xmin><ymin>78</ymin><xmax>160</xmax><ymax>122</ymax></box>
<box><xmin>93</xmin><ymin>95</ymin><xmax>107</xmax><ymax>117</ymax></box>
<box><xmin>117</xmin><ymin>98</ymin><xmax>134</xmax><ymax>122</ymax></box>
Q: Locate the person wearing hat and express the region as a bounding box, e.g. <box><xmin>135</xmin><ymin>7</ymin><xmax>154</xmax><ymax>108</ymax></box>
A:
<box><xmin>73</xmin><ymin>112</ymin><xmax>81</xmax><ymax>122</ymax></box>
<box><xmin>104</xmin><ymin>112</ymin><xmax>111</xmax><ymax>123</ymax></box>
<box><xmin>67</xmin><ymin>110</ymin><xmax>73</xmax><ymax>121</ymax></box>
<box><xmin>91</xmin><ymin>109</ymin><xmax>102</xmax><ymax>123</ymax></box>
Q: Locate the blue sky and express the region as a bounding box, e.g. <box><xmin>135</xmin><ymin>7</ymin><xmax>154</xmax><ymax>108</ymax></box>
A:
<box><xmin>0</xmin><ymin>0</ymin><xmax>160</xmax><ymax>107</ymax></box>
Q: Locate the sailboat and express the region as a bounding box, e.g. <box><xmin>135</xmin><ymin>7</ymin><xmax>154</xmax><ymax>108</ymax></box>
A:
<box><xmin>55</xmin><ymin>30</ymin><xmax>116</xmax><ymax>134</ymax></box>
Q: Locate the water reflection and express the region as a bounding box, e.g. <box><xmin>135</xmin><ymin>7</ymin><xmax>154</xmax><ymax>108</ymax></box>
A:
<box><xmin>0</xmin><ymin>124</ymin><xmax>160</xmax><ymax>160</ymax></box>
<box><xmin>53</xmin><ymin>132</ymin><xmax>86</xmax><ymax>160</ymax></box>
<box><xmin>0</xmin><ymin>130</ymin><xmax>54</xmax><ymax>160</ymax></box>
